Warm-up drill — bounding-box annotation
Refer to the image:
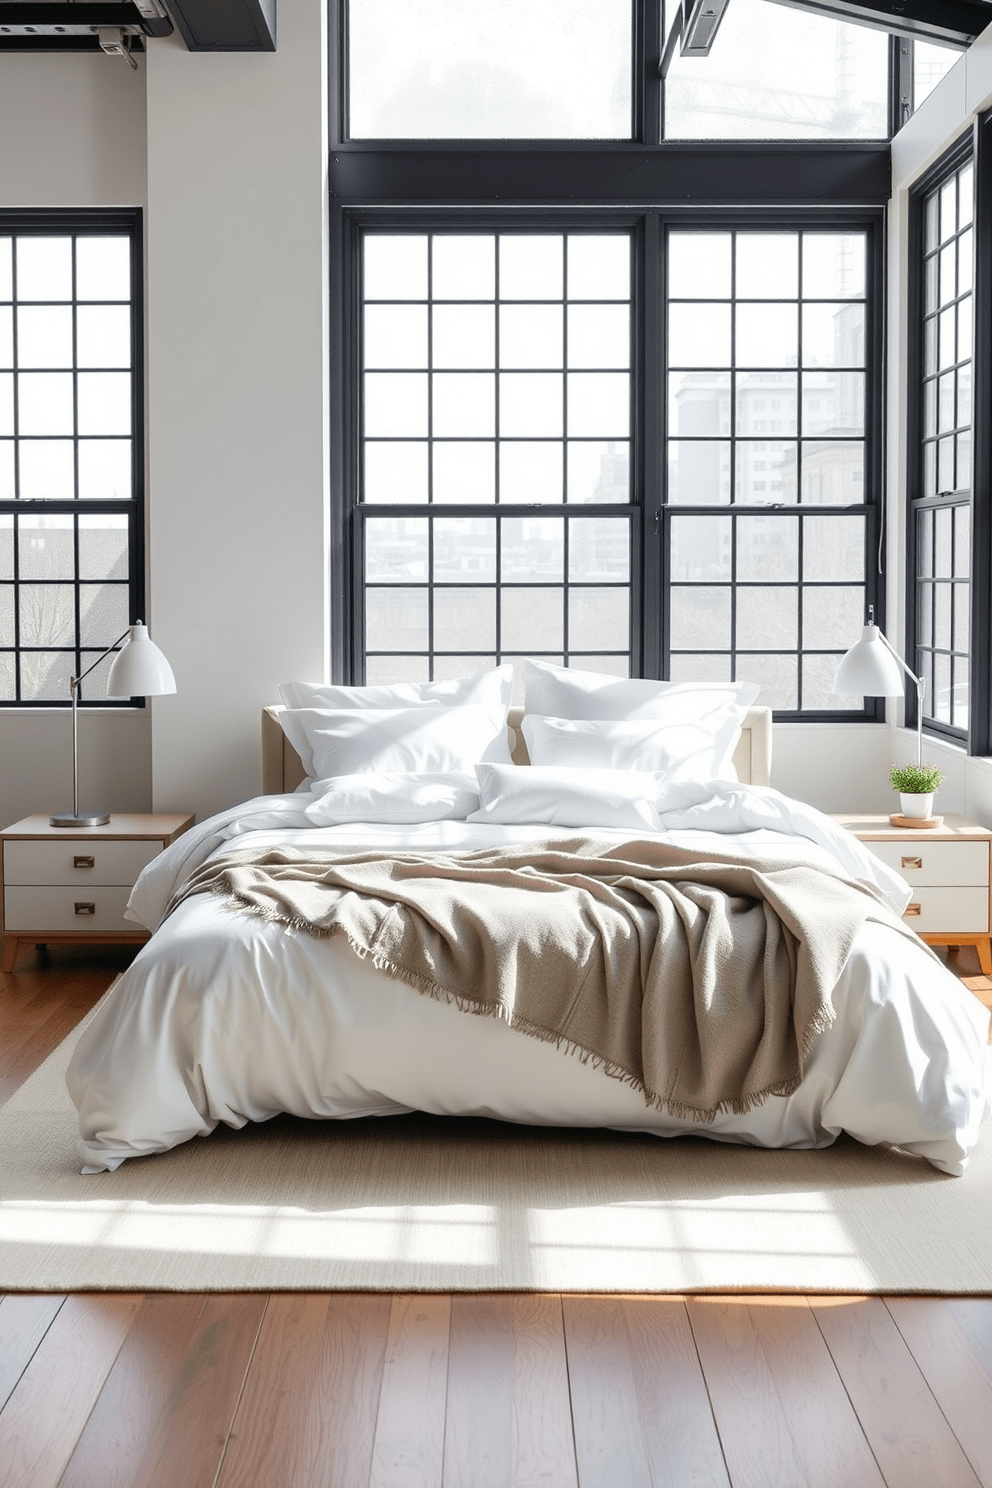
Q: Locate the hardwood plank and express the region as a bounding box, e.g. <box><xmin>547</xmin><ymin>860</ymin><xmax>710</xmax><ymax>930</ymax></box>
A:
<box><xmin>217</xmin><ymin>1292</ymin><xmax>391</xmax><ymax>1488</ymax></box>
<box><xmin>0</xmin><ymin>1295</ymin><xmax>65</xmax><ymax>1412</ymax></box>
<box><xmin>620</xmin><ymin>1296</ymin><xmax>731</xmax><ymax>1488</ymax></box>
<box><xmin>562</xmin><ymin>1296</ymin><xmax>652</xmax><ymax>1488</ymax></box>
<box><xmin>370</xmin><ymin>1293</ymin><xmax>450</xmax><ymax>1488</ymax></box>
<box><xmin>123</xmin><ymin>1293</ymin><xmax>268</xmax><ymax>1488</ymax></box>
<box><xmin>0</xmin><ymin>1293</ymin><xmax>142</xmax><ymax>1488</ymax></box>
<box><xmin>55</xmin><ymin>1293</ymin><xmax>208</xmax><ymax>1488</ymax></box>
<box><xmin>446</xmin><ymin>1294</ymin><xmax>576</xmax><ymax>1488</ymax></box>
<box><xmin>811</xmin><ymin>1295</ymin><xmax>982</xmax><ymax>1488</ymax></box>
<box><xmin>887</xmin><ymin>1297</ymin><xmax>992</xmax><ymax>1486</ymax></box>
<box><xmin>686</xmin><ymin>1298</ymin><xmax>807</xmax><ymax>1488</ymax></box>
<box><xmin>745</xmin><ymin>1297</ymin><xmax>886</xmax><ymax>1488</ymax></box>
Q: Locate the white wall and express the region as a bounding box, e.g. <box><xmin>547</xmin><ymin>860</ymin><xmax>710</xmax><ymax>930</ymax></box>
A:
<box><xmin>886</xmin><ymin>29</ymin><xmax>992</xmax><ymax>830</ymax></box>
<box><xmin>145</xmin><ymin>3</ymin><xmax>330</xmax><ymax>820</ymax></box>
<box><xmin>0</xmin><ymin>51</ymin><xmax>150</xmax><ymax>830</ymax></box>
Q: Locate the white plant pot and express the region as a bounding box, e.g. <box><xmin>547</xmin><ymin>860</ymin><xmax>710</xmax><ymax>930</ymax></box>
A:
<box><xmin>899</xmin><ymin>791</ymin><xmax>934</xmax><ymax>819</ymax></box>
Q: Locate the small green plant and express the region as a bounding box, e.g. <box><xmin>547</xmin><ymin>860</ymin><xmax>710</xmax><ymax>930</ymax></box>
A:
<box><xmin>890</xmin><ymin>762</ymin><xmax>944</xmax><ymax>794</ymax></box>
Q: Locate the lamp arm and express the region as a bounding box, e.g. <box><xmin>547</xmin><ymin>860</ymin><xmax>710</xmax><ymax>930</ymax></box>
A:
<box><xmin>69</xmin><ymin>626</ymin><xmax>134</xmax><ymax>691</ymax></box>
<box><xmin>874</xmin><ymin>628</ymin><xmax>927</xmax><ymax>770</ymax></box>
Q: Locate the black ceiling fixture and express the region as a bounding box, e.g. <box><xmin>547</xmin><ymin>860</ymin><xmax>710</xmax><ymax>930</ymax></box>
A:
<box><xmin>0</xmin><ymin>0</ymin><xmax>275</xmax><ymax>52</ymax></box>
<box><xmin>763</xmin><ymin>0</ymin><xmax>990</xmax><ymax>48</ymax></box>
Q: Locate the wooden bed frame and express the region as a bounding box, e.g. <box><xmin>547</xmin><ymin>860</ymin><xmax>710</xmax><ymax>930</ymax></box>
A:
<box><xmin>261</xmin><ymin>704</ymin><xmax>773</xmax><ymax>794</ymax></box>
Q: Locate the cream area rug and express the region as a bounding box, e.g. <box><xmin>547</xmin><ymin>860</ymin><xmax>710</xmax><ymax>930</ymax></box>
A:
<box><xmin>3</xmin><ymin>1006</ymin><xmax>992</xmax><ymax>1293</ymax></box>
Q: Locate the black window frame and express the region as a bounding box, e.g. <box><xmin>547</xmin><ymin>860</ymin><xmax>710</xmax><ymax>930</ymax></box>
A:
<box><xmin>329</xmin><ymin>1</ymin><xmax>892</xmax><ymax>720</ymax></box>
<box><xmin>906</xmin><ymin>119</ymin><xmax>992</xmax><ymax>755</ymax></box>
<box><xmin>0</xmin><ymin>207</ymin><xmax>144</xmax><ymax>710</ymax></box>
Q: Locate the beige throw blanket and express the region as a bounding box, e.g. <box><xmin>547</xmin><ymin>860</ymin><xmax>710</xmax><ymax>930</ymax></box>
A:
<box><xmin>169</xmin><ymin>836</ymin><xmax>900</xmax><ymax>1121</ymax></box>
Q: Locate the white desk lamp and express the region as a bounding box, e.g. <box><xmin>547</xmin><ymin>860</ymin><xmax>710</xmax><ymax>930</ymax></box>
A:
<box><xmin>50</xmin><ymin>622</ymin><xmax>176</xmax><ymax>828</ymax></box>
<box><xmin>832</xmin><ymin>606</ymin><xmax>926</xmax><ymax>768</ymax></box>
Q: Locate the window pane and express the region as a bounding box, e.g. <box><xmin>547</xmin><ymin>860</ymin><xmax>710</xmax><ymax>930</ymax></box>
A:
<box><xmin>664</xmin><ymin>0</ymin><xmax>887</xmax><ymax>140</ymax></box>
<box><xmin>0</xmin><ymin>307</ymin><xmax>10</xmax><ymax>369</ymax></box>
<box><xmin>567</xmin><ymin>236</ymin><xmax>630</xmax><ymax>300</ymax></box>
<box><xmin>365</xmin><ymin>237</ymin><xmax>428</xmax><ymax>300</ymax></box>
<box><xmin>500</xmin><ymin>237</ymin><xmax>563</xmax><ymax>300</ymax></box>
<box><xmin>365</xmin><ymin>306</ymin><xmax>428</xmax><ymax>369</ymax></box>
<box><xmin>434</xmin><ymin>517</ymin><xmax>497</xmax><ymax>581</ymax></box>
<box><xmin>367</xmin><ymin>587</ymin><xmax>429</xmax><ymax>650</ymax></box>
<box><xmin>736</xmin><ymin>514</ymin><xmax>798</xmax><ymax>581</ymax></box>
<box><xmin>737</xmin><ymin>586</ymin><xmax>796</xmax><ymax>649</ymax></box>
<box><xmin>18</xmin><ymin>373</ymin><xmax>74</xmax><ymax>435</ymax></box>
<box><xmin>20</xmin><ymin>651</ymin><xmax>70</xmax><ymax>701</ymax></box>
<box><xmin>567</xmin><ymin>373</ymin><xmax>629</xmax><ymax>438</ymax></box>
<box><xmin>501</xmin><ymin>587</ymin><xmax>562</xmax><ymax>650</ymax></box>
<box><xmin>802</xmin><ymin>372</ymin><xmax>863</xmax><ymax>436</ymax></box>
<box><xmin>802</xmin><ymin>235</ymin><xmax>865</xmax><ymax>299</ymax></box>
<box><xmin>0</xmin><ymin>441</ymin><xmax>11</xmax><ymax>500</ymax></box>
<box><xmin>734</xmin><ymin>653</ymin><xmax>798</xmax><ymax>710</ymax></box>
<box><xmin>736</xmin><ymin>234</ymin><xmax>798</xmax><ymax>299</ymax></box>
<box><xmin>500</xmin><ymin>305</ymin><xmax>562</xmax><ymax>369</ymax></box>
<box><xmin>0</xmin><ymin>239</ymin><xmax>10</xmax><ymax>300</ymax></box>
<box><xmin>568</xmin><ymin>517</ymin><xmax>628</xmax><ymax>581</ymax></box>
<box><xmin>433</xmin><ymin>442</ymin><xmax>495</xmax><ymax>503</ymax></box>
<box><xmin>78</xmin><ymin>514</ymin><xmax>128</xmax><ymax>580</ymax></box>
<box><xmin>671</xmin><ymin>586</ymin><xmax>732</xmax><ymax>649</ymax></box>
<box><xmin>802</xmin><ymin>585</ymin><xmax>863</xmax><ymax>649</ymax></box>
<box><xmin>365</xmin><ymin>441</ymin><xmax>430</xmax><ymax>503</ymax></box>
<box><xmin>735</xmin><ymin>304</ymin><xmax>797</xmax><ymax>368</ymax></box>
<box><xmin>77</xmin><ymin>373</ymin><xmax>131</xmax><ymax>436</ymax></box>
<box><xmin>500</xmin><ymin>441</ymin><xmax>562</xmax><ymax>502</ymax></box>
<box><xmin>76</xmin><ymin>306</ymin><xmax>131</xmax><ymax>369</ymax></box>
<box><xmin>433</xmin><ymin>236</ymin><xmax>495</xmax><ymax>300</ymax></box>
<box><xmin>19</xmin><ymin>515</ymin><xmax>73</xmax><ymax>579</ymax></box>
<box><xmin>78</xmin><ymin>440</ymin><xmax>131</xmax><ymax>501</ymax></box>
<box><xmin>668</xmin><ymin>304</ymin><xmax>731</xmax><ymax>368</ymax></box>
<box><xmin>735</xmin><ymin>441</ymin><xmax>794</xmax><ymax>504</ymax></box>
<box><xmin>567</xmin><ymin>440</ymin><xmax>628</xmax><ymax>503</ymax></box>
<box><xmin>20</xmin><ymin>440</ymin><xmax>75</xmax><ymax>500</ymax></box>
<box><xmin>348</xmin><ymin>0</ymin><xmax>632</xmax><ymax>139</ymax></box>
<box><xmin>79</xmin><ymin>582</ymin><xmax>128</xmax><ymax>647</ymax></box>
<box><xmin>802</xmin><ymin>303</ymin><xmax>865</xmax><ymax>367</ymax></box>
<box><xmin>567</xmin><ymin>305</ymin><xmax>629</xmax><ymax>370</ymax></box>
<box><xmin>800</xmin><ymin>441</ymin><xmax>863</xmax><ymax>505</ymax></box>
<box><xmin>17</xmin><ymin>306</ymin><xmax>73</xmax><ymax>368</ymax></box>
<box><xmin>434</xmin><ymin>372</ymin><xmax>496</xmax><ymax>436</ymax></box>
<box><xmin>569</xmin><ymin>587</ymin><xmax>627</xmax><ymax>651</ymax></box>
<box><xmin>502</xmin><ymin>516</ymin><xmax>563</xmax><ymax>579</ymax></box>
<box><xmin>671</xmin><ymin>515</ymin><xmax>732</xmax><ymax>580</ymax></box>
<box><xmin>366</xmin><ymin>518</ymin><xmax>429</xmax><ymax>581</ymax></box>
<box><xmin>75</xmin><ymin>237</ymin><xmax>130</xmax><ymax>301</ymax></box>
<box><xmin>669</xmin><ymin>371</ymin><xmax>731</xmax><ymax>437</ymax></box>
<box><xmin>802</xmin><ymin>514</ymin><xmax>864</xmax><ymax>580</ymax></box>
<box><xmin>19</xmin><ymin>585</ymin><xmax>74</xmax><ymax>646</ymax></box>
<box><xmin>500</xmin><ymin>372</ymin><xmax>562</xmax><ymax>437</ymax></box>
<box><xmin>668</xmin><ymin>234</ymin><xmax>731</xmax><ymax>299</ymax></box>
<box><xmin>16</xmin><ymin>238</ymin><xmax>72</xmax><ymax>300</ymax></box>
<box><xmin>735</xmin><ymin>373</ymin><xmax>797</xmax><ymax>436</ymax></box>
<box><xmin>668</xmin><ymin>441</ymin><xmax>731</xmax><ymax>505</ymax></box>
<box><xmin>365</xmin><ymin>372</ymin><xmax>428</xmax><ymax>437</ymax></box>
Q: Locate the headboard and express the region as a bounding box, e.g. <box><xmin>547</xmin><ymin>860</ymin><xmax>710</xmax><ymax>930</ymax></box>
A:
<box><xmin>261</xmin><ymin>704</ymin><xmax>773</xmax><ymax>794</ymax></box>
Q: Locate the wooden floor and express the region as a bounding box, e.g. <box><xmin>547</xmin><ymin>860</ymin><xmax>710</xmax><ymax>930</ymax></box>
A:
<box><xmin>2</xmin><ymin>946</ymin><xmax>992</xmax><ymax>1488</ymax></box>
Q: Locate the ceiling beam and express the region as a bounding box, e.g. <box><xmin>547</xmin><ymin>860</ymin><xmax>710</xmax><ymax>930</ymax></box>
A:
<box><xmin>164</xmin><ymin>0</ymin><xmax>275</xmax><ymax>50</ymax></box>
<box><xmin>760</xmin><ymin>0</ymin><xmax>989</xmax><ymax>48</ymax></box>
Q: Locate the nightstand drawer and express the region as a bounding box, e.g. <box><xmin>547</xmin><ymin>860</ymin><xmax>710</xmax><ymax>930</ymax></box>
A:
<box><xmin>901</xmin><ymin>886</ymin><xmax>990</xmax><ymax>934</ymax></box>
<box><xmin>4</xmin><ymin>886</ymin><xmax>135</xmax><ymax>934</ymax></box>
<box><xmin>3</xmin><ymin>840</ymin><xmax>160</xmax><ymax>887</ymax></box>
<box><xmin>864</xmin><ymin>839</ymin><xmax>989</xmax><ymax>887</ymax></box>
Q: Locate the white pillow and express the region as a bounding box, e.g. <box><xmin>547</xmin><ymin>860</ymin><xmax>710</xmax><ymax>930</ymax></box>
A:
<box><xmin>522</xmin><ymin>709</ymin><xmax>748</xmax><ymax>783</ymax></box>
<box><xmin>289</xmin><ymin>705</ymin><xmax>506</xmax><ymax>780</ymax></box>
<box><xmin>279</xmin><ymin>665</ymin><xmax>513</xmax><ymax>775</ymax></box>
<box><xmin>524</xmin><ymin>658</ymin><xmax>758</xmax><ymax>722</ymax></box>
<box><xmin>469</xmin><ymin>763</ymin><xmax>665</xmax><ymax>830</ymax></box>
<box><xmin>306</xmin><ymin>771</ymin><xmax>479</xmax><ymax>826</ymax></box>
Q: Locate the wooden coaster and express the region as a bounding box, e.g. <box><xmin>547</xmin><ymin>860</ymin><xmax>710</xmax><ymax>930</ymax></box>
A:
<box><xmin>888</xmin><ymin>813</ymin><xmax>944</xmax><ymax>829</ymax></box>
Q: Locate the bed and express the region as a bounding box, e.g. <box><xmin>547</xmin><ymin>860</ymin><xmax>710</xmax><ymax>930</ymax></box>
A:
<box><xmin>67</xmin><ymin>664</ymin><xmax>992</xmax><ymax>1176</ymax></box>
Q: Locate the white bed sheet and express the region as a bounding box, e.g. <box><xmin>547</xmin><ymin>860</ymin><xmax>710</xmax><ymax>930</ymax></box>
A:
<box><xmin>66</xmin><ymin>785</ymin><xmax>992</xmax><ymax>1177</ymax></box>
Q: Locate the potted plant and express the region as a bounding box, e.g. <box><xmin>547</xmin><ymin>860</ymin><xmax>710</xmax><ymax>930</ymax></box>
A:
<box><xmin>890</xmin><ymin>762</ymin><xmax>944</xmax><ymax>820</ymax></box>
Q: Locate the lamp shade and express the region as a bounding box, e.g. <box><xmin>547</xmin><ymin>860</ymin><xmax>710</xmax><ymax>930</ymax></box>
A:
<box><xmin>832</xmin><ymin>624</ymin><xmax>906</xmax><ymax>697</ymax></box>
<box><xmin>106</xmin><ymin>623</ymin><xmax>176</xmax><ymax>698</ymax></box>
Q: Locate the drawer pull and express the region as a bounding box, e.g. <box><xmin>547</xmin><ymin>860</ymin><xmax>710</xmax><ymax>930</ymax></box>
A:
<box><xmin>901</xmin><ymin>856</ymin><xmax>923</xmax><ymax>871</ymax></box>
<box><xmin>904</xmin><ymin>903</ymin><xmax>922</xmax><ymax>919</ymax></box>
<box><xmin>74</xmin><ymin>902</ymin><xmax>96</xmax><ymax>917</ymax></box>
<box><xmin>73</xmin><ymin>855</ymin><xmax>95</xmax><ymax>870</ymax></box>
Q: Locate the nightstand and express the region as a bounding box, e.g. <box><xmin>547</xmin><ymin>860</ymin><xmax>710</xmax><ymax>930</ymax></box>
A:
<box><xmin>832</xmin><ymin>812</ymin><xmax>992</xmax><ymax>974</ymax></box>
<box><xmin>0</xmin><ymin>812</ymin><xmax>194</xmax><ymax>973</ymax></box>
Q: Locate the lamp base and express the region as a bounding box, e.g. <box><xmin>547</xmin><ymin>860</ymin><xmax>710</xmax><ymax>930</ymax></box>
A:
<box><xmin>49</xmin><ymin>810</ymin><xmax>111</xmax><ymax>828</ymax></box>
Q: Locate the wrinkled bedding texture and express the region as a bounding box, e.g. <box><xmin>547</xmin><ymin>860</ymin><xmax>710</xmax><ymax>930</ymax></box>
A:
<box><xmin>66</xmin><ymin>782</ymin><xmax>992</xmax><ymax>1175</ymax></box>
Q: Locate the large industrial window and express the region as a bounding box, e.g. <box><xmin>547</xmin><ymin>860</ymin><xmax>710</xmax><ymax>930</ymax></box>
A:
<box><xmin>0</xmin><ymin>213</ymin><xmax>142</xmax><ymax>707</ymax></box>
<box><xmin>347</xmin><ymin>213</ymin><xmax>882</xmax><ymax>714</ymax></box>
<box><xmin>910</xmin><ymin>144</ymin><xmax>976</xmax><ymax>743</ymax></box>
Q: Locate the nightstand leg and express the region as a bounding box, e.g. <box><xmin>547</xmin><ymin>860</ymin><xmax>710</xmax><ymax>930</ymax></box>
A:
<box><xmin>977</xmin><ymin>938</ymin><xmax>992</xmax><ymax>976</ymax></box>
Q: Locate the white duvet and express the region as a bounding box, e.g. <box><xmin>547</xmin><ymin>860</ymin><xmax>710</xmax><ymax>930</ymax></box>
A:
<box><xmin>67</xmin><ymin>782</ymin><xmax>992</xmax><ymax>1175</ymax></box>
